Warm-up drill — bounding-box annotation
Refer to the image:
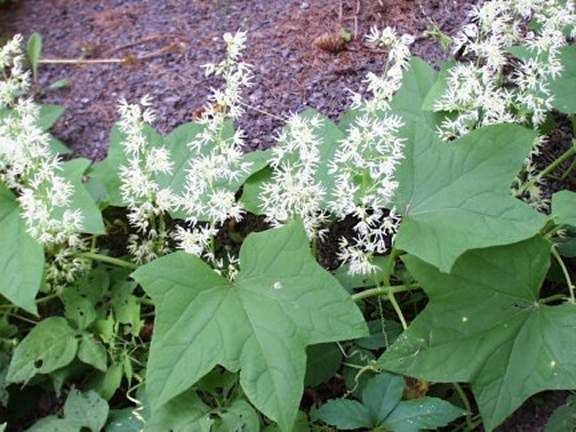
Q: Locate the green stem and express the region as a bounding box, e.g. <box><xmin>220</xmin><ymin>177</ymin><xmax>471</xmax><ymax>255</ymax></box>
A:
<box><xmin>552</xmin><ymin>246</ymin><xmax>575</xmax><ymax>303</ymax></box>
<box><xmin>81</xmin><ymin>252</ymin><xmax>138</xmax><ymax>269</ymax></box>
<box><xmin>522</xmin><ymin>142</ymin><xmax>576</xmax><ymax>193</ymax></box>
<box><xmin>561</xmin><ymin>157</ymin><xmax>576</xmax><ymax>181</ymax></box>
<box><xmin>351</xmin><ymin>284</ymin><xmax>418</xmax><ymax>302</ymax></box>
<box><xmin>388</xmin><ymin>291</ymin><xmax>408</xmax><ymax>330</ymax></box>
<box><xmin>453</xmin><ymin>383</ymin><xmax>474</xmax><ymax>430</ymax></box>
<box><xmin>540</xmin><ymin>293</ymin><xmax>567</xmax><ymax>305</ymax></box>
<box><xmin>382</xmin><ymin>247</ymin><xmax>401</xmax><ymax>285</ymax></box>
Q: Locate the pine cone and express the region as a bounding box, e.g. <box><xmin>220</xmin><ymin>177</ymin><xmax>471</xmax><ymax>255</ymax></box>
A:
<box><xmin>313</xmin><ymin>32</ymin><xmax>347</xmax><ymax>54</ymax></box>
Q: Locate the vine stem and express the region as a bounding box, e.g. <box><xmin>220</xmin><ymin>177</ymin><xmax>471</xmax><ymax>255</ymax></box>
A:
<box><xmin>81</xmin><ymin>252</ymin><xmax>138</xmax><ymax>270</ymax></box>
<box><xmin>551</xmin><ymin>246</ymin><xmax>575</xmax><ymax>303</ymax></box>
<box><xmin>351</xmin><ymin>284</ymin><xmax>418</xmax><ymax>301</ymax></box>
<box><xmin>453</xmin><ymin>383</ymin><xmax>474</xmax><ymax>430</ymax></box>
<box><xmin>388</xmin><ymin>291</ymin><xmax>408</xmax><ymax>330</ymax></box>
<box><xmin>521</xmin><ymin>142</ymin><xmax>576</xmax><ymax>193</ymax></box>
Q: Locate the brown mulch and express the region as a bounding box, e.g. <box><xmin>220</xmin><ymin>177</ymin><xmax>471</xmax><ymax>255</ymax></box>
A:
<box><xmin>1</xmin><ymin>0</ymin><xmax>475</xmax><ymax>159</ymax></box>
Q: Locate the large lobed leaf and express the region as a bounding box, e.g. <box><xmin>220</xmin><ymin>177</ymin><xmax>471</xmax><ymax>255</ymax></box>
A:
<box><xmin>378</xmin><ymin>236</ymin><xmax>576</xmax><ymax>431</ymax></box>
<box><xmin>0</xmin><ymin>185</ymin><xmax>44</xmax><ymax>315</ymax></box>
<box><xmin>390</xmin><ymin>58</ymin><xmax>545</xmax><ymax>272</ymax></box>
<box><xmin>132</xmin><ymin>220</ymin><xmax>367</xmax><ymax>431</ymax></box>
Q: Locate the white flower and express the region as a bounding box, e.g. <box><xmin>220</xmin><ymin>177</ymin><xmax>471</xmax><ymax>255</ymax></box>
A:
<box><xmin>435</xmin><ymin>0</ymin><xmax>576</xmax><ymax>139</ymax></box>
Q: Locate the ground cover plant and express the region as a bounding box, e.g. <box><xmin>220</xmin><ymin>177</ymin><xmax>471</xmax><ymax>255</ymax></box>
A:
<box><xmin>0</xmin><ymin>0</ymin><xmax>576</xmax><ymax>431</ymax></box>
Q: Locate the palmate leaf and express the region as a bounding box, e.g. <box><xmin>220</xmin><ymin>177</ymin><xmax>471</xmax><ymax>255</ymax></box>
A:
<box><xmin>390</xmin><ymin>58</ymin><xmax>545</xmax><ymax>272</ymax></box>
<box><xmin>0</xmin><ymin>185</ymin><xmax>44</xmax><ymax>314</ymax></box>
<box><xmin>378</xmin><ymin>236</ymin><xmax>576</xmax><ymax>431</ymax></box>
<box><xmin>552</xmin><ymin>190</ymin><xmax>576</xmax><ymax>228</ymax></box>
<box><xmin>132</xmin><ymin>220</ymin><xmax>367</xmax><ymax>431</ymax></box>
<box><xmin>550</xmin><ymin>46</ymin><xmax>576</xmax><ymax>114</ymax></box>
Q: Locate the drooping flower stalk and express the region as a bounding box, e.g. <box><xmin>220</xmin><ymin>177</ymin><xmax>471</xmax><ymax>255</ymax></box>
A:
<box><xmin>0</xmin><ymin>35</ymin><xmax>88</xmax><ymax>288</ymax></box>
<box><xmin>174</xmin><ymin>31</ymin><xmax>253</xmax><ymax>275</ymax></box>
<box><xmin>331</xmin><ymin>27</ymin><xmax>413</xmax><ymax>275</ymax></box>
<box><xmin>117</xmin><ymin>96</ymin><xmax>177</xmax><ymax>263</ymax></box>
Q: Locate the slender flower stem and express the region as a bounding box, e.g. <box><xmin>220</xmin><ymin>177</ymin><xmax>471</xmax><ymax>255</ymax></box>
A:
<box><xmin>81</xmin><ymin>252</ymin><xmax>138</xmax><ymax>269</ymax></box>
<box><xmin>351</xmin><ymin>284</ymin><xmax>418</xmax><ymax>301</ymax></box>
<box><xmin>551</xmin><ymin>246</ymin><xmax>575</xmax><ymax>303</ymax></box>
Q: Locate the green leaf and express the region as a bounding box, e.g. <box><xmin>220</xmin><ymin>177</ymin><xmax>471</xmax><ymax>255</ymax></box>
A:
<box><xmin>304</xmin><ymin>343</ymin><xmax>342</xmax><ymax>387</ymax></box>
<box><xmin>545</xmin><ymin>396</ymin><xmax>576</xmax><ymax>432</ymax></box>
<box><xmin>313</xmin><ymin>399</ymin><xmax>373</xmax><ymax>430</ymax></box>
<box><xmin>214</xmin><ymin>399</ymin><xmax>261</xmax><ymax>432</ymax></box>
<box><xmin>361</xmin><ymin>373</ymin><xmax>404</xmax><ymax>424</ymax></box>
<box><xmin>7</xmin><ymin>317</ymin><xmax>78</xmax><ymax>383</ymax></box>
<box><xmin>550</xmin><ymin>46</ymin><xmax>576</xmax><ymax>114</ymax></box>
<box><xmin>77</xmin><ymin>334</ymin><xmax>107</xmax><ymax>372</ymax></box>
<box><xmin>0</xmin><ymin>184</ymin><xmax>44</xmax><ymax>314</ymax></box>
<box><xmin>63</xmin><ymin>289</ymin><xmax>96</xmax><ymax>330</ymax></box>
<box><xmin>26</xmin><ymin>417</ymin><xmax>77</xmax><ymax>432</ymax></box>
<box><xmin>49</xmin><ymin>136</ymin><xmax>71</xmax><ymax>155</ymax></box>
<box><xmin>111</xmin><ymin>281</ymin><xmax>141</xmax><ymax>336</ymax></box>
<box><xmin>107</xmin><ymin>409</ymin><xmax>145</xmax><ymax>432</ymax></box>
<box><xmin>89</xmin><ymin>362</ymin><xmax>123</xmax><ymax>401</ymax></box>
<box><xmin>393</xmin><ymin>120</ymin><xmax>544</xmax><ymax>272</ymax></box>
<box><xmin>144</xmin><ymin>388</ymin><xmax>209</xmax><ymax>432</ymax></box>
<box><xmin>48</xmin><ymin>78</ymin><xmax>71</xmax><ymax>91</ymax></box>
<box><xmin>26</xmin><ymin>33</ymin><xmax>42</xmax><ymax>81</ymax></box>
<box><xmin>383</xmin><ymin>397</ymin><xmax>466</xmax><ymax>432</ymax></box>
<box><xmin>38</xmin><ymin>105</ymin><xmax>64</xmax><ymax>131</ymax></box>
<box><xmin>64</xmin><ymin>388</ymin><xmax>109</xmax><ymax>432</ymax></box>
<box><xmin>421</xmin><ymin>61</ymin><xmax>454</xmax><ymax>111</ymax></box>
<box><xmin>378</xmin><ymin>236</ymin><xmax>576</xmax><ymax>431</ymax></box>
<box><xmin>60</xmin><ymin>158</ymin><xmax>105</xmax><ymax>234</ymax></box>
<box><xmin>132</xmin><ymin>220</ymin><xmax>367</xmax><ymax>431</ymax></box>
<box><xmin>552</xmin><ymin>190</ymin><xmax>576</xmax><ymax>228</ymax></box>
<box><xmin>264</xmin><ymin>412</ymin><xmax>309</xmax><ymax>432</ymax></box>
<box><xmin>392</xmin><ymin>58</ymin><xmax>544</xmax><ymax>272</ymax></box>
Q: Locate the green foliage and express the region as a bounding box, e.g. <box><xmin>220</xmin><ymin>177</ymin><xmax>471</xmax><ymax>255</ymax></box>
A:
<box><xmin>0</xmin><ymin>185</ymin><xmax>44</xmax><ymax>314</ymax></box>
<box><xmin>1</xmin><ymin>25</ymin><xmax>576</xmax><ymax>432</ymax></box>
<box><xmin>26</xmin><ymin>33</ymin><xmax>42</xmax><ymax>82</ymax></box>
<box><xmin>7</xmin><ymin>317</ymin><xmax>78</xmax><ymax>383</ymax></box>
<box><xmin>550</xmin><ymin>46</ymin><xmax>576</xmax><ymax>114</ymax></box>
<box><xmin>545</xmin><ymin>396</ymin><xmax>576</xmax><ymax>432</ymax></box>
<box><xmin>27</xmin><ymin>388</ymin><xmax>109</xmax><ymax>432</ymax></box>
<box><xmin>379</xmin><ymin>236</ymin><xmax>576</xmax><ymax>431</ymax></box>
<box><xmin>132</xmin><ymin>219</ymin><xmax>367</xmax><ymax>431</ymax></box>
<box><xmin>313</xmin><ymin>373</ymin><xmax>465</xmax><ymax>430</ymax></box>
<box><xmin>391</xmin><ymin>59</ymin><xmax>545</xmax><ymax>272</ymax></box>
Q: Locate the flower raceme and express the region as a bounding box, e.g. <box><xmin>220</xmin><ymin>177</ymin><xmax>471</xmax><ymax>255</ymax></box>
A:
<box><xmin>435</xmin><ymin>0</ymin><xmax>576</xmax><ymax>140</ymax></box>
<box><xmin>0</xmin><ymin>35</ymin><xmax>88</xmax><ymax>288</ymax></box>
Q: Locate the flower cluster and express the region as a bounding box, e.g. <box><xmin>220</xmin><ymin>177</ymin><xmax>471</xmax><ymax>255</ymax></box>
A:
<box><xmin>0</xmin><ymin>34</ymin><xmax>29</xmax><ymax>108</ymax></box>
<box><xmin>260</xmin><ymin>113</ymin><xmax>329</xmax><ymax>237</ymax></box>
<box><xmin>435</xmin><ymin>0</ymin><xmax>576</xmax><ymax>140</ymax></box>
<box><xmin>0</xmin><ymin>35</ymin><xmax>87</xmax><ymax>288</ymax></box>
<box><xmin>117</xmin><ymin>96</ymin><xmax>177</xmax><ymax>263</ymax></box>
<box><xmin>258</xmin><ymin>27</ymin><xmax>412</xmax><ymax>275</ymax></box>
<box><xmin>174</xmin><ymin>32</ymin><xmax>253</xmax><ymax>270</ymax></box>
<box><xmin>331</xmin><ymin>27</ymin><xmax>412</xmax><ymax>275</ymax></box>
